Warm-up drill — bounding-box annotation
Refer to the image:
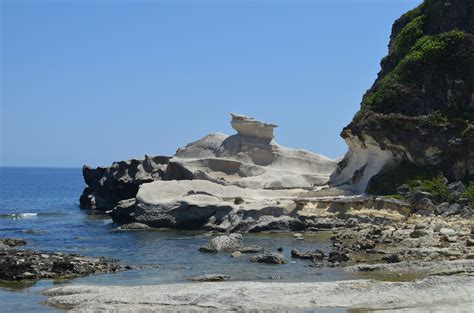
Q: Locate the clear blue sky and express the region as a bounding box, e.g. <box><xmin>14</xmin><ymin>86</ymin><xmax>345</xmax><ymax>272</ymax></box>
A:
<box><xmin>1</xmin><ymin>0</ymin><xmax>421</xmax><ymax>167</ymax></box>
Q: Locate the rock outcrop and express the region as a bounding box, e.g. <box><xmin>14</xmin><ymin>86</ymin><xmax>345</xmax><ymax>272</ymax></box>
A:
<box><xmin>109</xmin><ymin>178</ymin><xmax>414</xmax><ymax>231</ymax></box>
<box><xmin>0</xmin><ymin>238</ymin><xmax>123</xmax><ymax>281</ymax></box>
<box><xmin>331</xmin><ymin>0</ymin><xmax>473</xmax><ymax>193</ymax></box>
<box><xmin>170</xmin><ymin>113</ymin><xmax>337</xmax><ymax>190</ymax></box>
<box><xmin>80</xmin><ymin>155</ymin><xmax>170</xmax><ymax>210</ymax></box>
<box><xmin>230</xmin><ymin>113</ymin><xmax>277</xmax><ymax>141</ymax></box>
<box><xmin>81</xmin><ymin>113</ymin><xmax>338</xmax><ymax>211</ymax></box>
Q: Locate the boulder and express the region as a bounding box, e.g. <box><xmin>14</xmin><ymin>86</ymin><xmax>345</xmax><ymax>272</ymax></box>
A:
<box><xmin>230</xmin><ymin>113</ymin><xmax>277</xmax><ymax>141</ymax></box>
<box><xmin>199</xmin><ymin>234</ymin><xmax>244</xmax><ymax>253</ymax></box>
<box><xmin>447</xmin><ymin>181</ymin><xmax>466</xmax><ymax>199</ymax></box>
<box><xmin>328</xmin><ymin>251</ymin><xmax>349</xmax><ymax>263</ymax></box>
<box><xmin>440</xmin><ymin>203</ymin><xmax>462</xmax><ymax>217</ymax></box>
<box><xmin>239</xmin><ymin>245</ymin><xmax>264</xmax><ymax>253</ymax></box>
<box><xmin>290</xmin><ymin>249</ymin><xmax>324</xmax><ymax>261</ymax></box>
<box><xmin>249</xmin><ymin>252</ymin><xmax>288</xmax><ymax>264</ymax></box>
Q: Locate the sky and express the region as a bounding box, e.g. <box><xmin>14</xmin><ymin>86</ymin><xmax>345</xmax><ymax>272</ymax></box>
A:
<box><xmin>1</xmin><ymin>0</ymin><xmax>421</xmax><ymax>167</ymax></box>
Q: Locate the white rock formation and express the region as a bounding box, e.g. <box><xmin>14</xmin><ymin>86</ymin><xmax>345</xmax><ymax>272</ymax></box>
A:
<box><xmin>329</xmin><ymin>134</ymin><xmax>397</xmax><ymax>193</ymax></box>
<box><xmin>230</xmin><ymin>113</ymin><xmax>277</xmax><ymax>141</ymax></box>
<box><xmin>110</xmin><ymin>179</ymin><xmax>411</xmax><ymax>231</ymax></box>
<box><xmin>170</xmin><ymin>113</ymin><xmax>338</xmax><ymax>190</ymax></box>
<box><xmin>109</xmin><ymin>114</ymin><xmax>385</xmax><ymax>231</ymax></box>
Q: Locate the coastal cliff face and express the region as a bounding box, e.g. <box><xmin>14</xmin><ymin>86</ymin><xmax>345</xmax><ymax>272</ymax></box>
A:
<box><xmin>331</xmin><ymin>0</ymin><xmax>473</xmax><ymax>193</ymax></box>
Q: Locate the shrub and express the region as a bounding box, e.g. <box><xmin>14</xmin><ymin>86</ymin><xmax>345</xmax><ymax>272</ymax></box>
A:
<box><xmin>367</xmin><ymin>163</ymin><xmax>453</xmax><ymax>203</ymax></box>
<box><xmin>393</xmin><ymin>16</ymin><xmax>425</xmax><ymax>56</ymax></box>
<box><xmin>367</xmin><ymin>163</ymin><xmax>439</xmax><ymax>195</ymax></box>
<box><xmin>463</xmin><ymin>183</ymin><xmax>474</xmax><ymax>204</ymax></box>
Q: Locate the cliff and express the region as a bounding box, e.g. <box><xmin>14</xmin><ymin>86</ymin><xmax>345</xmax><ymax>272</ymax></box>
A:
<box><xmin>331</xmin><ymin>0</ymin><xmax>473</xmax><ymax>196</ymax></box>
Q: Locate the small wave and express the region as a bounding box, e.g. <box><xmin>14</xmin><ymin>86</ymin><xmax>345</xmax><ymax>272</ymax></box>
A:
<box><xmin>0</xmin><ymin>211</ymin><xmax>66</xmax><ymax>219</ymax></box>
<box><xmin>0</xmin><ymin>213</ymin><xmax>38</xmax><ymax>219</ymax></box>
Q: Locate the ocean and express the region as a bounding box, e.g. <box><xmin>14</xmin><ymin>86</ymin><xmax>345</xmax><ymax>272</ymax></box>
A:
<box><xmin>0</xmin><ymin>167</ymin><xmax>353</xmax><ymax>312</ymax></box>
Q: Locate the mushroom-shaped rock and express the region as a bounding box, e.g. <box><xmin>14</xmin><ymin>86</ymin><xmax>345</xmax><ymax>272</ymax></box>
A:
<box><xmin>231</xmin><ymin>113</ymin><xmax>277</xmax><ymax>141</ymax></box>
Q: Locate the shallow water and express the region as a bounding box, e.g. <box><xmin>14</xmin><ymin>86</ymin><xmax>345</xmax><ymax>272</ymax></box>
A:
<box><xmin>0</xmin><ymin>167</ymin><xmax>359</xmax><ymax>312</ymax></box>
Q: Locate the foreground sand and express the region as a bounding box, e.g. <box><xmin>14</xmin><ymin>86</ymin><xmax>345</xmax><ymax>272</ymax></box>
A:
<box><xmin>44</xmin><ymin>274</ymin><xmax>473</xmax><ymax>312</ymax></box>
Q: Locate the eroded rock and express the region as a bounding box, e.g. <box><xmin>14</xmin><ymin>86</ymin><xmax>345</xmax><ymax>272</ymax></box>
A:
<box><xmin>249</xmin><ymin>252</ymin><xmax>288</xmax><ymax>264</ymax></box>
<box><xmin>199</xmin><ymin>234</ymin><xmax>244</xmax><ymax>253</ymax></box>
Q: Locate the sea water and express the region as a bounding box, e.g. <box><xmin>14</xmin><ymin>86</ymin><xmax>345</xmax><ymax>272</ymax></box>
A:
<box><xmin>0</xmin><ymin>167</ymin><xmax>356</xmax><ymax>312</ymax></box>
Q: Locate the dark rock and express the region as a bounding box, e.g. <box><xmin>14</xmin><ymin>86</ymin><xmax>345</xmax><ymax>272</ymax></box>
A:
<box><xmin>447</xmin><ymin>181</ymin><xmax>466</xmax><ymax>199</ymax></box>
<box><xmin>411</xmin><ymin>191</ymin><xmax>435</xmax><ymax>203</ymax></box>
<box><xmin>199</xmin><ymin>234</ymin><xmax>244</xmax><ymax>253</ymax></box>
<box><xmin>188</xmin><ymin>274</ymin><xmax>230</xmax><ymax>282</ymax></box>
<box><xmin>290</xmin><ymin>249</ymin><xmax>324</xmax><ymax>261</ymax></box>
<box><xmin>412</xmin><ymin>197</ymin><xmax>437</xmax><ymax>216</ymax></box>
<box><xmin>354</xmin><ymin>240</ymin><xmax>376</xmax><ymax>251</ymax></box>
<box><xmin>0</xmin><ymin>240</ymin><xmax>122</xmax><ymax>281</ymax></box>
<box><xmin>382</xmin><ymin>254</ymin><xmax>401</xmax><ymax>263</ymax></box>
<box><xmin>440</xmin><ymin>203</ymin><xmax>462</xmax><ymax>217</ymax></box>
<box><xmin>396</xmin><ymin>184</ymin><xmax>410</xmax><ymax>195</ymax></box>
<box><xmin>247</xmin><ymin>216</ymin><xmax>303</xmax><ymax>233</ymax></box>
<box><xmin>80</xmin><ymin>155</ymin><xmax>170</xmax><ymax>210</ymax></box>
<box><xmin>457</xmin><ymin>198</ymin><xmax>471</xmax><ymax>206</ymax></box>
<box><xmin>328</xmin><ymin>251</ymin><xmax>349</xmax><ymax>263</ymax></box>
<box><xmin>410</xmin><ymin>229</ymin><xmax>429</xmax><ymax>238</ymax></box>
<box><xmin>250</xmin><ymin>252</ymin><xmax>288</xmax><ymax>264</ymax></box>
<box><xmin>0</xmin><ymin>238</ymin><xmax>27</xmax><ymax>248</ymax></box>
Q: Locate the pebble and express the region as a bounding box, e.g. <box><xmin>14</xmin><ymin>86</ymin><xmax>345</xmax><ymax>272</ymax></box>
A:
<box><xmin>439</xmin><ymin>228</ymin><xmax>456</xmax><ymax>236</ymax></box>
<box><xmin>445</xmin><ymin>236</ymin><xmax>458</xmax><ymax>243</ymax></box>
<box><xmin>231</xmin><ymin>251</ymin><xmax>243</xmax><ymax>258</ymax></box>
<box><xmin>293</xmin><ymin>233</ymin><xmax>304</xmax><ymax>240</ymax></box>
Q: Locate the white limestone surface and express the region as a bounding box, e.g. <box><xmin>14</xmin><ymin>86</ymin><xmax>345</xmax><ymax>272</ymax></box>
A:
<box><xmin>171</xmin><ymin>113</ymin><xmax>338</xmax><ymax>190</ymax></box>
<box><xmin>43</xmin><ymin>276</ymin><xmax>474</xmax><ymax>312</ymax></box>
<box><xmin>330</xmin><ymin>134</ymin><xmax>397</xmax><ymax>193</ymax></box>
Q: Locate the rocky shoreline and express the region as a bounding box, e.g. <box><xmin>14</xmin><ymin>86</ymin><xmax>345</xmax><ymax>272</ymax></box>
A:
<box><xmin>60</xmin><ymin>0</ymin><xmax>474</xmax><ymax>310</ymax></box>
<box><xmin>0</xmin><ymin>238</ymin><xmax>125</xmax><ymax>281</ymax></box>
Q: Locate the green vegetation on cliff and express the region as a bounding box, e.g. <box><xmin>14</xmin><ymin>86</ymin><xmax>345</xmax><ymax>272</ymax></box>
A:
<box><xmin>358</xmin><ymin>29</ymin><xmax>470</xmax><ymax>118</ymax></box>
<box><xmin>463</xmin><ymin>183</ymin><xmax>474</xmax><ymax>204</ymax></box>
<box><xmin>347</xmin><ymin>0</ymin><xmax>473</xmax><ymax>192</ymax></box>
